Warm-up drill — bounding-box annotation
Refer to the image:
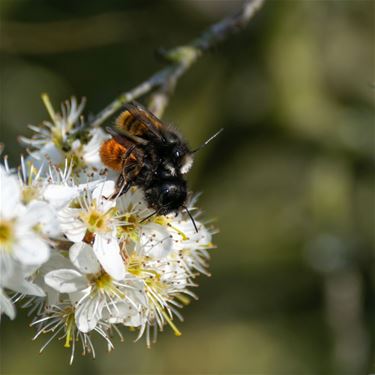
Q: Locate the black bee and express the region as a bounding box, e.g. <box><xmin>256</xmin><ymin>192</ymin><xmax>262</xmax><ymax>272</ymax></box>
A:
<box><xmin>100</xmin><ymin>101</ymin><xmax>222</xmax><ymax>230</ymax></box>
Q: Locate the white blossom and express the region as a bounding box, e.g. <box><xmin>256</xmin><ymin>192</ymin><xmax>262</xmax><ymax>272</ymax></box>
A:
<box><xmin>45</xmin><ymin>241</ymin><xmax>145</xmax><ymax>333</ymax></box>
<box><xmin>19</xmin><ymin>97</ymin><xmax>109</xmax><ymax>181</ymax></box>
<box><xmin>2</xmin><ymin>95</ymin><xmax>216</xmax><ymax>363</ymax></box>
<box><xmin>0</xmin><ymin>166</ymin><xmax>50</xmax><ymax>274</ymax></box>
<box><xmin>57</xmin><ymin>181</ymin><xmax>125</xmax><ymax>280</ymax></box>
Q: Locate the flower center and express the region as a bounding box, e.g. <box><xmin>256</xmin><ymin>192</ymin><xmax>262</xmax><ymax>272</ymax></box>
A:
<box><xmin>127</xmin><ymin>255</ymin><xmax>162</xmax><ymax>288</ymax></box>
<box><xmin>123</xmin><ymin>213</ymin><xmax>139</xmax><ymax>233</ymax></box>
<box><xmin>89</xmin><ymin>272</ymin><xmax>125</xmax><ymax>298</ymax></box>
<box><xmin>81</xmin><ymin>208</ymin><xmax>112</xmax><ymax>234</ymax></box>
<box><xmin>117</xmin><ymin>213</ymin><xmax>141</xmax><ymax>242</ymax></box>
<box><xmin>94</xmin><ymin>272</ymin><xmax>113</xmax><ymax>289</ymax></box>
<box><xmin>21</xmin><ymin>186</ymin><xmax>39</xmax><ymax>204</ymax></box>
<box><xmin>65</xmin><ymin>150</ymin><xmax>85</xmax><ymax>171</ymax></box>
<box><xmin>127</xmin><ymin>254</ymin><xmax>146</xmax><ymax>276</ymax></box>
<box><xmin>0</xmin><ymin>219</ymin><xmax>14</xmax><ymax>251</ymax></box>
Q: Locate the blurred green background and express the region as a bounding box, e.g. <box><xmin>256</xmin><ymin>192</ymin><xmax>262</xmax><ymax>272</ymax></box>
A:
<box><xmin>0</xmin><ymin>0</ymin><xmax>374</xmax><ymax>374</ymax></box>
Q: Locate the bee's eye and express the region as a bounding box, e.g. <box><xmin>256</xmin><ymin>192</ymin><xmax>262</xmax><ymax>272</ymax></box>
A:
<box><xmin>162</xmin><ymin>185</ymin><xmax>171</xmax><ymax>195</ymax></box>
<box><xmin>173</xmin><ymin>148</ymin><xmax>182</xmax><ymax>159</ymax></box>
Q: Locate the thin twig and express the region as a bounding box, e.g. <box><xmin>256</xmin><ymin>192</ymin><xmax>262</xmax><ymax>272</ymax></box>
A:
<box><xmin>90</xmin><ymin>0</ymin><xmax>265</xmax><ymax>126</ymax></box>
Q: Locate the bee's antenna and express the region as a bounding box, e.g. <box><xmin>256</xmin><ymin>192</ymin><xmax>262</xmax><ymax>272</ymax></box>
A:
<box><xmin>183</xmin><ymin>206</ymin><xmax>198</xmax><ymax>233</ymax></box>
<box><xmin>140</xmin><ymin>210</ymin><xmax>159</xmax><ymax>223</ymax></box>
<box><xmin>191</xmin><ymin>128</ymin><xmax>224</xmax><ymax>154</ymax></box>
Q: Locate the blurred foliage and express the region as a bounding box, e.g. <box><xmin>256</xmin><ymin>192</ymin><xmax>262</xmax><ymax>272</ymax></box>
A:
<box><xmin>0</xmin><ymin>0</ymin><xmax>374</xmax><ymax>374</ymax></box>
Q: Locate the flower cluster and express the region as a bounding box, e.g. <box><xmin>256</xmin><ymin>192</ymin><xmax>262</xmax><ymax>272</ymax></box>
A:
<box><xmin>0</xmin><ymin>96</ymin><xmax>215</xmax><ymax>363</ymax></box>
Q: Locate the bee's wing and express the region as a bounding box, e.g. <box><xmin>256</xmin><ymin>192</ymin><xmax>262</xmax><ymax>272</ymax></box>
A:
<box><xmin>116</xmin><ymin>101</ymin><xmax>166</xmax><ymax>142</ymax></box>
<box><xmin>106</xmin><ymin>126</ymin><xmax>148</xmax><ymax>146</ymax></box>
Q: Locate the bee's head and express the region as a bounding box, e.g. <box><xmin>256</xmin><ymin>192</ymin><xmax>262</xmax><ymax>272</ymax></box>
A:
<box><xmin>145</xmin><ymin>178</ymin><xmax>187</xmax><ymax>215</ymax></box>
<box><xmin>168</xmin><ymin>144</ymin><xmax>193</xmax><ymax>175</ymax></box>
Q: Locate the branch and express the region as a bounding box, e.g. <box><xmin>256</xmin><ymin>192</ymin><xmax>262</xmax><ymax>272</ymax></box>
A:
<box><xmin>90</xmin><ymin>0</ymin><xmax>265</xmax><ymax>126</ymax></box>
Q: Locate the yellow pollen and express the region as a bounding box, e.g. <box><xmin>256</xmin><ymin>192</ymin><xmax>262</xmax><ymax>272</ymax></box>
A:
<box><xmin>0</xmin><ymin>220</ymin><xmax>14</xmax><ymax>251</ymax></box>
<box><xmin>69</xmin><ymin>199</ymin><xmax>82</xmax><ymax>209</ymax></box>
<box><xmin>120</xmin><ymin>213</ymin><xmax>139</xmax><ymax>234</ymax></box>
<box><xmin>127</xmin><ymin>255</ymin><xmax>144</xmax><ymax>276</ymax></box>
<box><xmin>160</xmin><ymin>308</ymin><xmax>182</xmax><ymax>337</ymax></box>
<box><xmin>175</xmin><ymin>294</ymin><xmax>191</xmax><ymax>306</ymax></box>
<box><xmin>81</xmin><ymin>207</ymin><xmax>114</xmax><ymax>234</ymax></box>
<box><xmin>167</xmin><ymin>223</ymin><xmax>189</xmax><ymax>241</ymax></box>
<box><xmin>91</xmin><ymin>272</ymin><xmax>125</xmax><ymax>298</ymax></box>
<box><xmin>21</xmin><ymin>186</ymin><xmax>39</xmax><ymax>204</ymax></box>
<box><xmin>153</xmin><ymin>216</ymin><xmax>189</xmax><ymax>241</ymax></box>
<box><xmin>153</xmin><ymin>216</ymin><xmax>169</xmax><ymax>226</ymax></box>
<box><xmin>94</xmin><ymin>272</ymin><xmax>113</xmax><ymax>289</ymax></box>
<box><xmin>41</xmin><ymin>93</ymin><xmax>57</xmax><ymax>123</ymax></box>
<box><xmin>64</xmin><ymin>313</ymin><xmax>74</xmax><ymax>348</ymax></box>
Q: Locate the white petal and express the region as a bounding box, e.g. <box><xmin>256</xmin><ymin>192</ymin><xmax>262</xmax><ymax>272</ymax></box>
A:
<box><xmin>0</xmin><ymin>253</ymin><xmax>14</xmax><ymax>283</ymax></box>
<box><xmin>58</xmin><ymin>208</ymin><xmax>86</xmax><ymax>242</ymax></box>
<box><xmin>116</xmin><ymin>187</ymin><xmax>151</xmax><ymax>217</ymax></box>
<box><xmin>13</xmin><ymin>234</ymin><xmax>50</xmax><ymax>266</ymax></box>
<box><xmin>38</xmin><ymin>248</ymin><xmax>74</xmax><ymax>274</ymax></box>
<box><xmin>83</xmin><ymin>128</ymin><xmax>110</xmax><ymax>168</ymax></box>
<box><xmin>19</xmin><ymin>201</ymin><xmax>61</xmax><ymax>237</ymax></box>
<box><xmin>93</xmin><ymin>234</ymin><xmax>125</xmax><ymax>280</ymax></box>
<box><xmin>92</xmin><ymin>180</ymin><xmax>115</xmax><ymax>200</ymax></box>
<box><xmin>45</xmin><ymin>286</ymin><xmax>60</xmax><ymax>306</ymax></box>
<box><xmin>70</xmin><ymin>242</ymin><xmax>100</xmax><ymax>274</ymax></box>
<box><xmin>123</xmin><ymin>312</ymin><xmax>145</xmax><ymax>327</ymax></box>
<box><xmin>167</xmin><ymin>217</ymin><xmax>212</xmax><ymax>250</ymax></box>
<box><xmin>45</xmin><ymin>269</ymin><xmax>88</xmax><ymax>293</ymax></box>
<box><xmin>140</xmin><ymin>223</ymin><xmax>173</xmax><ymax>259</ymax></box>
<box><xmin>77</xmin><ymin>180</ymin><xmax>103</xmax><ymax>194</ymax></box>
<box><xmin>29</xmin><ymin>142</ymin><xmax>64</xmax><ymax>165</ymax></box>
<box><xmin>14</xmin><ymin>279</ymin><xmax>46</xmax><ymax>297</ymax></box>
<box><xmin>0</xmin><ymin>289</ymin><xmax>15</xmax><ymax>319</ymax></box>
<box><xmin>102</xmin><ymin>301</ymin><xmax>137</xmax><ymax>324</ymax></box>
<box><xmin>43</xmin><ymin>185</ymin><xmax>79</xmax><ymax>209</ymax></box>
<box><xmin>69</xmin><ymin>289</ymin><xmax>89</xmax><ymax>306</ymax></box>
<box><xmin>0</xmin><ymin>171</ymin><xmax>21</xmax><ymax>219</ymax></box>
<box><xmin>92</xmin><ymin>181</ymin><xmax>116</xmax><ymax>211</ymax></box>
<box><xmin>1</xmin><ymin>261</ymin><xmax>45</xmax><ymax>296</ymax></box>
<box><xmin>75</xmin><ymin>298</ymin><xmax>101</xmax><ymax>333</ymax></box>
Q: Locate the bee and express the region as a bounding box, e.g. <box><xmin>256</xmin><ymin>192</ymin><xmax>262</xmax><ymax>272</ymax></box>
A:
<box><xmin>100</xmin><ymin>101</ymin><xmax>222</xmax><ymax>229</ymax></box>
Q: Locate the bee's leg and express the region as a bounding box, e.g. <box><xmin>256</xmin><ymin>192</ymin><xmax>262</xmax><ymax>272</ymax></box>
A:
<box><xmin>116</xmin><ymin>178</ymin><xmax>132</xmax><ymax>197</ymax></box>
<box><xmin>112</xmin><ymin>163</ymin><xmax>139</xmax><ymax>198</ymax></box>
<box><xmin>107</xmin><ymin>148</ymin><xmax>141</xmax><ymax>200</ymax></box>
<box><xmin>104</xmin><ymin>174</ymin><xmax>130</xmax><ymax>200</ymax></box>
<box><xmin>123</xmin><ymin>144</ymin><xmax>136</xmax><ymax>160</ymax></box>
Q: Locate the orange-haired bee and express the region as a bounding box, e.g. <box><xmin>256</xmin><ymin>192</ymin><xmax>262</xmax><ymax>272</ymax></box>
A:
<box><xmin>100</xmin><ymin>101</ymin><xmax>222</xmax><ymax>228</ymax></box>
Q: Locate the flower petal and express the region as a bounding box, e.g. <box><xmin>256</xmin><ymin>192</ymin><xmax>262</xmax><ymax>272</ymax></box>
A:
<box><xmin>19</xmin><ymin>200</ymin><xmax>61</xmax><ymax>237</ymax></box>
<box><xmin>45</xmin><ymin>269</ymin><xmax>87</xmax><ymax>293</ymax></box>
<box><xmin>58</xmin><ymin>207</ymin><xmax>86</xmax><ymax>242</ymax></box>
<box><xmin>92</xmin><ymin>181</ymin><xmax>116</xmax><ymax>211</ymax></box>
<box><xmin>0</xmin><ymin>169</ymin><xmax>21</xmax><ymax>219</ymax></box>
<box><xmin>140</xmin><ymin>223</ymin><xmax>173</xmax><ymax>259</ymax></box>
<box><xmin>83</xmin><ymin>128</ymin><xmax>110</xmax><ymax>168</ymax></box>
<box><xmin>43</xmin><ymin>185</ymin><xmax>79</xmax><ymax>209</ymax></box>
<box><xmin>70</xmin><ymin>242</ymin><xmax>100</xmax><ymax>275</ymax></box>
<box><xmin>75</xmin><ymin>297</ymin><xmax>101</xmax><ymax>333</ymax></box>
<box><xmin>13</xmin><ymin>234</ymin><xmax>50</xmax><ymax>266</ymax></box>
<box><xmin>93</xmin><ymin>234</ymin><xmax>125</xmax><ymax>280</ymax></box>
<box><xmin>14</xmin><ymin>279</ymin><xmax>46</xmax><ymax>297</ymax></box>
<box><xmin>28</xmin><ymin>142</ymin><xmax>64</xmax><ymax>166</ymax></box>
<box><xmin>0</xmin><ymin>289</ymin><xmax>15</xmax><ymax>319</ymax></box>
<box><xmin>116</xmin><ymin>187</ymin><xmax>152</xmax><ymax>218</ymax></box>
